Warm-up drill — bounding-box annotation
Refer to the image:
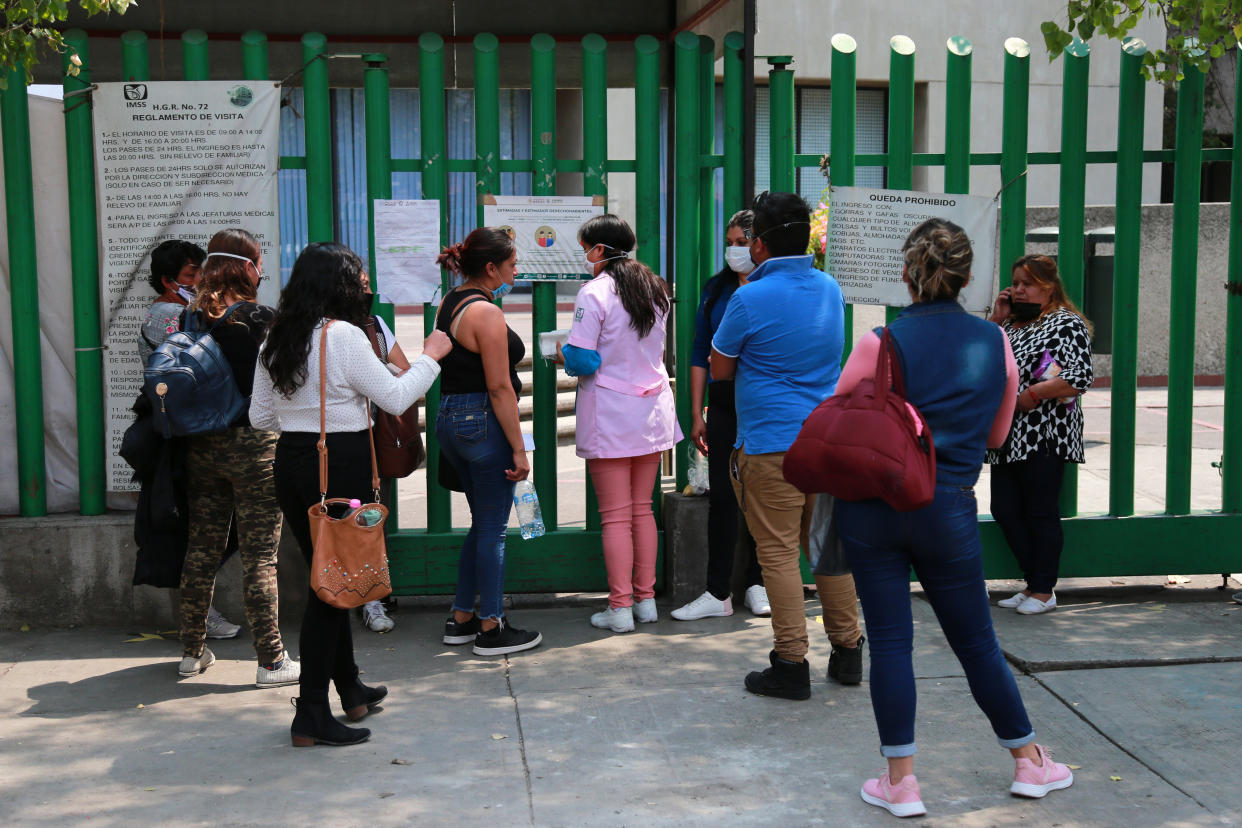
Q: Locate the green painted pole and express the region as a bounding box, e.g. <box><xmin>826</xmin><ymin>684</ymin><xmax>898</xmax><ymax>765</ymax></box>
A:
<box><xmin>1111</xmin><ymin>38</ymin><xmax>1147</xmax><ymax>517</ymax></box>
<box><xmin>419</xmin><ymin>32</ymin><xmax>451</xmax><ymax>532</ymax></box>
<box><xmin>1225</xmin><ymin>47</ymin><xmax>1242</xmax><ymax>513</ymax></box>
<box><xmin>64</xmin><ymin>31</ymin><xmax>104</xmax><ymax>515</ymax></box>
<box><xmin>531</xmin><ymin>33</ymin><xmax>559</xmax><ymax>529</ymax></box>
<box><xmin>120</xmin><ymin>30</ymin><xmax>149</xmax><ymax>81</ymax></box>
<box><xmin>241</xmin><ymin>30</ymin><xmax>269</xmax><ymax>80</ymax></box>
<box><xmin>723</xmin><ymin>32</ymin><xmax>745</xmax><ymax>217</ymax></box>
<box><xmin>2</xmin><ymin>68</ymin><xmax>46</xmax><ymax>515</ymax></box>
<box><xmin>674</xmin><ymin>31</ymin><xmax>701</xmax><ymax>491</ymax></box>
<box><xmin>474</xmin><ymin>33</ymin><xmax>500</xmax><ymax>227</ymax></box>
<box><xmin>302</xmin><ymin>32</ymin><xmax>333</xmax><ymax>242</ymax></box>
<box><xmin>363</xmin><ymin>55</ymin><xmax>392</xmax><ymax>299</ymax></box>
<box><xmin>181</xmin><ymin>29</ymin><xmax>209</xmax><ymax>80</ymax></box>
<box><xmin>698</xmin><ymin>35</ymin><xmax>716</xmax><ymax>289</ymax></box>
<box><xmin>885</xmin><ymin>35</ymin><xmax>916</xmax><ymax>325</ymax></box>
<box><xmin>767</xmin><ymin>56</ymin><xmax>795</xmax><ymax>193</ymax></box>
<box><xmin>582</xmin><ymin>33</ymin><xmax>608</xmax><ymax>533</ymax></box>
<box><xmin>830</xmin><ymin>34</ymin><xmax>856</xmax><ymax>354</ymax></box>
<box><xmin>1167</xmin><ymin>56</ymin><xmax>1205</xmax><ymax>515</ymax></box>
<box><xmin>634</xmin><ymin>36</ymin><xmax>662</xmax><ymax>270</ymax></box>
<box><xmin>944</xmin><ymin>37</ymin><xmax>972</xmax><ymax>194</ymax></box>
<box><xmin>999</xmin><ymin>37</ymin><xmax>1030</xmax><ymax>286</ymax></box>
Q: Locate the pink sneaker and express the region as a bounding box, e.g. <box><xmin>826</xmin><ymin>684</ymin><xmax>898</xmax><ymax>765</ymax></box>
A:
<box><xmin>1011</xmin><ymin>744</ymin><xmax>1074</xmax><ymax>798</ymax></box>
<box><xmin>861</xmin><ymin>772</ymin><xmax>927</xmax><ymax>818</ymax></box>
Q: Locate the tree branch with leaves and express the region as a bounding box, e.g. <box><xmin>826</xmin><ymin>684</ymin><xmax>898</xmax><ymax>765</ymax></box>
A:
<box><xmin>0</xmin><ymin>0</ymin><xmax>134</xmax><ymax>84</ymax></box>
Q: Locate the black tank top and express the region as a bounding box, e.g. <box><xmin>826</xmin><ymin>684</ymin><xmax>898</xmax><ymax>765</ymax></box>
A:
<box><xmin>435</xmin><ymin>287</ymin><xmax>524</xmax><ymax>396</ymax></box>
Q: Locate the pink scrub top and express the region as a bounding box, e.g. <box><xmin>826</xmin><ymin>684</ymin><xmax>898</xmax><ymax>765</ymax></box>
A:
<box><xmin>567</xmin><ymin>272</ymin><xmax>683</xmax><ymax>460</ymax></box>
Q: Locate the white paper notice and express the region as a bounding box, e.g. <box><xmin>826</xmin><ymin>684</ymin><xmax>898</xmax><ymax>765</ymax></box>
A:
<box><xmin>93</xmin><ymin>80</ymin><xmax>280</xmax><ymax>490</ymax></box>
<box><xmin>483</xmin><ymin>195</ymin><xmax>606</xmax><ymax>280</ymax></box>
<box><xmin>826</xmin><ymin>185</ymin><xmax>998</xmax><ymax>313</ymax></box>
<box><xmin>373</xmin><ymin>199</ymin><xmax>442</xmax><ymax>304</ymax></box>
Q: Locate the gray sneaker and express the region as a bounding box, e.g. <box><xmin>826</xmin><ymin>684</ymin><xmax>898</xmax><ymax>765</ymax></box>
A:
<box><xmin>178</xmin><ymin>648</ymin><xmax>216</xmax><ymax>677</ymax></box>
<box><xmin>205</xmin><ymin>606</ymin><xmax>242</xmax><ymax>640</ymax></box>
<box><xmin>256</xmin><ymin>651</ymin><xmax>301</xmax><ymax>688</ymax></box>
<box><xmin>1233</xmin><ymin>591</ymin><xmax>1242</xmax><ymax>605</ymax></box>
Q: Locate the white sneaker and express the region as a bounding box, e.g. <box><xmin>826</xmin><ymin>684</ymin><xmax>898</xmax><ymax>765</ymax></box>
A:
<box><xmin>997</xmin><ymin>591</ymin><xmax>1029</xmax><ymax>609</ymax></box>
<box><xmin>744</xmin><ymin>585</ymin><xmax>771</xmax><ymax>616</ymax></box>
<box><xmin>362</xmin><ymin>600</ymin><xmax>394</xmax><ymax>633</ymax></box>
<box><xmin>670</xmin><ymin>591</ymin><xmax>733</xmax><ymax>621</ymax></box>
<box><xmin>633</xmin><ymin>598</ymin><xmax>658</xmax><ymax>623</ymax></box>
<box><xmin>205</xmin><ymin>606</ymin><xmax>241</xmax><ymax>640</ymax></box>
<box><xmin>590</xmin><ymin>606</ymin><xmax>635</xmax><ymax>633</ymax></box>
<box><xmin>1016</xmin><ymin>593</ymin><xmax>1057</xmax><ymax>615</ymax></box>
<box><xmin>256</xmin><ymin>651</ymin><xmax>301</xmax><ymax>687</ymax></box>
<box><xmin>178</xmin><ymin>647</ymin><xmax>216</xmax><ymax>677</ymax></box>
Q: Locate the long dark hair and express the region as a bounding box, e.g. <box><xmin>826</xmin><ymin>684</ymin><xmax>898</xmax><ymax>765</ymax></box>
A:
<box><xmin>192</xmin><ymin>228</ymin><xmax>260</xmax><ymax>319</ymax></box>
<box><xmin>260</xmin><ymin>242</ymin><xmax>370</xmax><ymax>397</ymax></box>
<box><xmin>703</xmin><ymin>209</ymin><xmax>756</xmax><ymax>321</ymax></box>
<box><xmin>435</xmin><ymin>227</ymin><xmax>515</xmax><ymax>279</ymax></box>
<box><xmin>578</xmin><ymin>214</ymin><xmax>670</xmax><ymax>338</ymax></box>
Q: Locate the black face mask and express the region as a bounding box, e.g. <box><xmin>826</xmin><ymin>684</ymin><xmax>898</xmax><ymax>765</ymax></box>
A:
<box><xmin>1011</xmin><ymin>300</ymin><xmax>1042</xmax><ymax>322</ymax></box>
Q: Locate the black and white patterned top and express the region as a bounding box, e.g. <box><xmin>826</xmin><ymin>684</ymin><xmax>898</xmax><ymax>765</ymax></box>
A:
<box><xmin>986</xmin><ymin>308</ymin><xmax>1094</xmax><ymax>465</ymax></box>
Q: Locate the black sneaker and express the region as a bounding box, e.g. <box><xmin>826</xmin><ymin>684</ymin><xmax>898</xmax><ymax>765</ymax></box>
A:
<box><xmin>472</xmin><ymin>618</ymin><xmax>542</xmax><ymax>656</ymax></box>
<box><xmin>827</xmin><ymin>635</ymin><xmax>865</xmax><ymax>686</ymax></box>
<box><xmin>744</xmin><ymin>649</ymin><xmax>811</xmax><ymax>700</ymax></box>
<box><xmin>443</xmin><ymin>615</ymin><xmax>481</xmax><ymax>645</ymax></box>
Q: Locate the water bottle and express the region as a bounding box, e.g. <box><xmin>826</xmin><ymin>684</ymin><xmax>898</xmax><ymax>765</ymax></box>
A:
<box><xmin>348</xmin><ymin>498</ymin><xmax>383</xmax><ymax>527</ymax></box>
<box><xmin>513</xmin><ymin>479</ymin><xmax>546</xmax><ymax>540</ymax></box>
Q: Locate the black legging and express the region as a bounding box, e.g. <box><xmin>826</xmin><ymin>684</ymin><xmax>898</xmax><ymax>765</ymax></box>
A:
<box><xmin>275</xmin><ymin>430</ymin><xmax>371</xmax><ymax>701</ymax></box>
<box><xmin>990</xmin><ymin>453</ymin><xmax>1066</xmax><ymax>594</ymax></box>
<box><xmin>704</xmin><ymin>383</ymin><xmax>761</xmax><ymax>601</ymax></box>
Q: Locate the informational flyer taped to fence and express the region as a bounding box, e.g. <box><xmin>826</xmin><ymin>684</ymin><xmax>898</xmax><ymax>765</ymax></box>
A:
<box><xmin>93</xmin><ymin>80</ymin><xmax>280</xmax><ymax>490</ymax></box>
<box><xmin>373</xmin><ymin>199</ymin><xmax>442</xmax><ymax>305</ymax></box>
<box><xmin>482</xmin><ymin>195</ymin><xmax>606</xmax><ymax>279</ymax></box>
<box><xmin>826</xmin><ymin>185</ymin><xmax>997</xmax><ymax>313</ymax></box>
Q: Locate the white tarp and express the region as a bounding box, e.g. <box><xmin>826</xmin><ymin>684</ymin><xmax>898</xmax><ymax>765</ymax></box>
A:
<box><xmin>827</xmin><ymin>185</ymin><xmax>998</xmax><ymax>313</ymax></box>
<box><xmin>92</xmin><ymin>80</ymin><xmax>281</xmax><ymax>490</ymax></box>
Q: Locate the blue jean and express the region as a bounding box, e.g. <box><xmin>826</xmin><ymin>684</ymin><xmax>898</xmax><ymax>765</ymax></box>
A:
<box><xmin>436</xmin><ymin>392</ymin><xmax>515</xmax><ymax>621</ymax></box>
<box><xmin>836</xmin><ymin>484</ymin><xmax>1035</xmax><ymax>758</ymax></box>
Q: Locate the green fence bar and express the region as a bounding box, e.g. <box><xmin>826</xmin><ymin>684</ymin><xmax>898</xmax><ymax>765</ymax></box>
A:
<box><xmin>944</xmin><ymin>37</ymin><xmax>972</xmax><ymax>194</ymax></box>
<box><xmin>2</xmin><ymin>68</ymin><xmax>47</xmax><ymax>515</ymax></box>
<box><xmin>181</xmin><ymin>29</ymin><xmax>209</xmax><ymax>80</ymax></box>
<box><xmin>582</xmin><ymin>33</ymin><xmax>608</xmax><ymax>533</ymax></box>
<box><xmin>1111</xmin><ymin>38</ymin><xmax>1147</xmax><ymax>517</ymax></box>
<box><xmin>302</xmin><ymin>32</ymin><xmax>333</xmax><ymax>243</ymax></box>
<box><xmin>673</xmin><ymin>31</ymin><xmax>701</xmax><ymax>490</ymax></box>
<box><xmin>829</xmin><ymin>34</ymin><xmax>857</xmax><ymax>350</ymax></box>
<box><xmin>634</xmin><ymin>36</ymin><xmax>661</xmax><ymax>270</ymax></box>
<box><xmin>363</xmin><ymin>54</ymin><xmax>391</xmax><ymax>287</ymax></box>
<box><xmin>999</xmin><ymin>37</ymin><xmax>1030</xmax><ymax>283</ymax></box>
<box><xmin>419</xmin><ymin>32</ymin><xmax>450</xmax><ymax>532</ymax></box>
<box><xmin>531</xmin><ymin>33</ymin><xmax>560</xmax><ymax>528</ymax></box>
<box><xmin>474</xmin><ymin>33</ymin><xmax>501</xmax><ymax>226</ymax></box>
<box><xmin>885</xmin><ymin>35</ymin><xmax>916</xmax><ymax>324</ymax></box>
<box><xmin>723</xmin><ymin>32</ymin><xmax>745</xmax><ymax>216</ymax></box>
<box><xmin>698</xmin><ymin>35</ymin><xmax>716</xmax><ymax>291</ymax></box>
<box><xmin>767</xmin><ymin>56</ymin><xmax>795</xmax><ymax>193</ymax></box>
<box><xmin>1167</xmin><ymin>55</ymin><xmax>1205</xmax><ymax>515</ymax></box>
<box><xmin>1225</xmin><ymin>49</ymin><xmax>1242</xmax><ymax>513</ymax></box>
<box><xmin>120</xmin><ymin>30</ymin><xmax>149</xmax><ymax>81</ymax></box>
<box><xmin>241</xmin><ymin>30</ymin><xmax>269</xmax><ymax>80</ymax></box>
<box><xmin>62</xmin><ymin>31</ymin><xmax>106</xmax><ymax>516</ymax></box>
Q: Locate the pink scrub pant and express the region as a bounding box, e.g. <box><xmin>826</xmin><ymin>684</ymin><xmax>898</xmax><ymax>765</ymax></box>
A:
<box><xmin>588</xmin><ymin>452</ymin><xmax>662</xmax><ymax>608</ymax></box>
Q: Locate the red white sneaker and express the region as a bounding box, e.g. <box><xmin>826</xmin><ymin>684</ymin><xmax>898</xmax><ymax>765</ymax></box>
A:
<box><xmin>1010</xmin><ymin>744</ymin><xmax>1074</xmax><ymax>798</ymax></box>
<box><xmin>861</xmin><ymin>772</ymin><xmax>927</xmax><ymax>818</ymax></box>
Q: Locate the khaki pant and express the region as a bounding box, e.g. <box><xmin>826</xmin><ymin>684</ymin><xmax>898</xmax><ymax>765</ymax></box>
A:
<box><xmin>731</xmin><ymin>448</ymin><xmax>860</xmax><ymax>661</ymax></box>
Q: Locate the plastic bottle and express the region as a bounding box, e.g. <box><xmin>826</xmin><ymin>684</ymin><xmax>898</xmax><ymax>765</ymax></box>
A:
<box><xmin>347</xmin><ymin>497</ymin><xmax>383</xmax><ymax>527</ymax></box>
<box><xmin>512</xmin><ymin>478</ymin><xmax>546</xmax><ymax>539</ymax></box>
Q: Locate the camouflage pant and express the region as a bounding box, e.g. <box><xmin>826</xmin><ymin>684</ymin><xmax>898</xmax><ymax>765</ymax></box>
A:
<box><xmin>180</xmin><ymin>427</ymin><xmax>284</xmax><ymax>663</ymax></box>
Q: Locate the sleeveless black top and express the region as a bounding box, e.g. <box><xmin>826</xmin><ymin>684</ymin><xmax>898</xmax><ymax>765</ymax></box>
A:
<box><xmin>435</xmin><ymin>287</ymin><xmax>524</xmax><ymax>395</ymax></box>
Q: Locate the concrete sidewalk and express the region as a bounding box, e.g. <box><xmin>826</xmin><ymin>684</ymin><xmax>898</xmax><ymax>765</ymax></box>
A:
<box><xmin>3</xmin><ymin>575</ymin><xmax>1239</xmax><ymax>826</ymax></box>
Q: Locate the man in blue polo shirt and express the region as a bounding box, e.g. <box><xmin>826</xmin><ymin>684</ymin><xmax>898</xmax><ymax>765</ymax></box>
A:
<box><xmin>710</xmin><ymin>191</ymin><xmax>862</xmax><ymax>700</ymax></box>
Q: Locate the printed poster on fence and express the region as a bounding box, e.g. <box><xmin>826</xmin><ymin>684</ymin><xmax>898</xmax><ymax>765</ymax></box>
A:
<box><xmin>482</xmin><ymin>195</ymin><xmax>606</xmax><ymax>280</ymax></box>
<box><xmin>373</xmin><ymin>199</ymin><xmax>442</xmax><ymax>305</ymax></box>
<box><xmin>93</xmin><ymin>80</ymin><xmax>281</xmax><ymax>490</ymax></box>
<box><xmin>826</xmin><ymin>185</ymin><xmax>998</xmax><ymax>313</ymax></box>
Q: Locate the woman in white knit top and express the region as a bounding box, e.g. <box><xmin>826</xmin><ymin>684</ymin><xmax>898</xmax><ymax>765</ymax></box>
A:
<box><xmin>251</xmin><ymin>242</ymin><xmax>450</xmax><ymax>747</ymax></box>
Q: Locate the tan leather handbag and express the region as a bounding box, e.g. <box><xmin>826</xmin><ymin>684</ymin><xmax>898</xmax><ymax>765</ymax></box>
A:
<box><xmin>307</xmin><ymin>321</ymin><xmax>392</xmax><ymax>609</ymax></box>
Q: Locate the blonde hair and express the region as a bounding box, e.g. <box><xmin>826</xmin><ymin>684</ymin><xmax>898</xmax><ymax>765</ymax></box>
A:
<box><xmin>1010</xmin><ymin>254</ymin><xmax>1093</xmax><ymax>335</ymax></box>
<box><xmin>902</xmin><ymin>218</ymin><xmax>971</xmax><ymax>302</ymax></box>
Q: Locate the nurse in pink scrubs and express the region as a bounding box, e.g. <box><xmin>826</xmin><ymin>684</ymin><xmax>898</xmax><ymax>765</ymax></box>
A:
<box><xmin>560</xmin><ymin>214</ymin><xmax>682</xmax><ymax>633</ymax></box>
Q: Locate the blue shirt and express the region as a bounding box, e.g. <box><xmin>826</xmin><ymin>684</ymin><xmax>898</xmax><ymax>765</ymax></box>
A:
<box><xmin>711</xmin><ymin>255</ymin><xmax>845</xmax><ymax>455</ymax></box>
<box><xmin>690</xmin><ymin>270</ymin><xmax>741</xmax><ymax>375</ymax></box>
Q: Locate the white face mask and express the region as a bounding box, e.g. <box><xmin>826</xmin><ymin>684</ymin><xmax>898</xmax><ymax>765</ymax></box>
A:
<box><xmin>725</xmin><ymin>245</ymin><xmax>755</xmax><ymax>275</ymax></box>
<box><xmin>175</xmin><ymin>284</ymin><xmax>196</xmax><ymax>302</ymax></box>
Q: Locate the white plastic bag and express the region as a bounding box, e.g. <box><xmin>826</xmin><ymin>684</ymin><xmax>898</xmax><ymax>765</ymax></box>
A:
<box><xmin>686</xmin><ymin>443</ymin><xmax>710</xmax><ymax>495</ymax></box>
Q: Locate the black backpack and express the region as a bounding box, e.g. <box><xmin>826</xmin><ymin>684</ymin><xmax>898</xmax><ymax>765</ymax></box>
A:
<box><xmin>143</xmin><ymin>303</ymin><xmax>246</xmax><ymax>438</ymax></box>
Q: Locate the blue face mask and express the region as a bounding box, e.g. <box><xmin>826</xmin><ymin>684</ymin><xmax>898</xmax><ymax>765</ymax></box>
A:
<box><xmin>492</xmin><ymin>280</ymin><xmax>513</xmax><ymax>299</ymax></box>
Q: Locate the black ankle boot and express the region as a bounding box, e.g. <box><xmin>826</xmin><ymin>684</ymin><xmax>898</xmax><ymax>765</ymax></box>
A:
<box><xmin>336</xmin><ymin>675</ymin><xmax>388</xmax><ymax>722</ymax></box>
<box><xmin>290</xmin><ymin>696</ymin><xmax>371</xmax><ymax>747</ymax></box>
<box><xmin>744</xmin><ymin>649</ymin><xmax>811</xmax><ymax>700</ymax></box>
<box><xmin>828</xmin><ymin>635</ymin><xmax>865</xmax><ymax>686</ymax></box>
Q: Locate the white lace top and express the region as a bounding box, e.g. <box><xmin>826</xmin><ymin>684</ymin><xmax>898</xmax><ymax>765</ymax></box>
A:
<box><xmin>249</xmin><ymin>320</ymin><xmax>439</xmax><ymax>434</ymax></box>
